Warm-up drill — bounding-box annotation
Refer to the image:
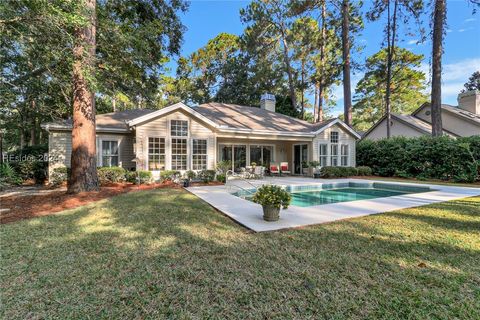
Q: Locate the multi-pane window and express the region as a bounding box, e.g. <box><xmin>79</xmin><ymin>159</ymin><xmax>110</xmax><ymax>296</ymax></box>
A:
<box><xmin>319</xmin><ymin>144</ymin><xmax>328</xmax><ymax>167</ymax></box>
<box><xmin>330</xmin><ymin>131</ymin><xmax>339</xmax><ymax>143</ymax></box>
<box><xmin>101</xmin><ymin>141</ymin><xmax>119</xmax><ymax>167</ymax></box>
<box><xmin>192</xmin><ymin>139</ymin><xmax>207</xmax><ymax>170</ymax></box>
<box><xmin>341</xmin><ymin>144</ymin><xmax>349</xmax><ymax>166</ymax></box>
<box><xmin>172</xmin><ymin>138</ymin><xmax>187</xmax><ymax>170</ymax></box>
<box><xmin>331</xmin><ymin>144</ymin><xmax>339</xmax><ymax>167</ymax></box>
<box><xmin>148</xmin><ymin>137</ymin><xmax>165</xmax><ymax>171</ymax></box>
<box><xmin>171</xmin><ymin>120</ymin><xmax>188</xmax><ymax>137</ymax></box>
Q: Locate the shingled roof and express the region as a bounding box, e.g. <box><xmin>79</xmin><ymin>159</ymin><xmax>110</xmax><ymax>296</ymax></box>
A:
<box><xmin>193</xmin><ymin>103</ymin><xmax>335</xmax><ymax>133</ymax></box>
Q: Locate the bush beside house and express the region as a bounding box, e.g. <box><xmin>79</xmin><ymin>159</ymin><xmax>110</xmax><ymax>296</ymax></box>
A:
<box><xmin>357</xmin><ymin>136</ymin><xmax>480</xmax><ymax>182</ymax></box>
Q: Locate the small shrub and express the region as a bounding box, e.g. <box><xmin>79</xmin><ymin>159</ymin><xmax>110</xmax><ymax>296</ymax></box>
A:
<box><xmin>252</xmin><ymin>185</ymin><xmax>291</xmax><ymax>210</ymax></box>
<box><xmin>50</xmin><ymin>167</ymin><xmax>70</xmax><ymax>186</ymax></box>
<box><xmin>97</xmin><ymin>167</ymin><xmax>127</xmax><ymax>184</ymax></box>
<box><xmin>160</xmin><ymin>170</ymin><xmax>180</xmax><ymax>182</ymax></box>
<box><xmin>320</xmin><ymin>166</ymin><xmax>358</xmax><ymax>178</ymax></box>
<box><xmin>197</xmin><ymin>170</ymin><xmax>216</xmax><ymax>183</ymax></box>
<box><xmin>184</xmin><ymin>170</ymin><xmax>196</xmax><ymax>180</ymax></box>
<box><xmin>216</xmin><ymin>173</ymin><xmax>226</xmax><ymax>183</ymax></box>
<box><xmin>0</xmin><ymin>163</ymin><xmax>22</xmax><ymax>186</ymax></box>
<box><xmin>356</xmin><ymin>166</ymin><xmax>372</xmax><ymax>176</ymax></box>
<box><xmin>126</xmin><ymin>170</ymin><xmax>153</xmax><ymax>184</ymax></box>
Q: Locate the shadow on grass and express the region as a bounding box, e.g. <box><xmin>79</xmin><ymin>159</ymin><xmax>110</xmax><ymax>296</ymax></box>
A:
<box><xmin>1</xmin><ymin>190</ymin><xmax>479</xmax><ymax>319</ymax></box>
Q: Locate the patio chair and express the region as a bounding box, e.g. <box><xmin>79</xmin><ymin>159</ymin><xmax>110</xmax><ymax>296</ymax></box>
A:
<box><xmin>280</xmin><ymin>162</ymin><xmax>291</xmax><ymax>175</ymax></box>
<box><xmin>270</xmin><ymin>164</ymin><xmax>280</xmax><ymax>176</ymax></box>
<box><xmin>253</xmin><ymin>166</ymin><xmax>265</xmax><ymax>179</ymax></box>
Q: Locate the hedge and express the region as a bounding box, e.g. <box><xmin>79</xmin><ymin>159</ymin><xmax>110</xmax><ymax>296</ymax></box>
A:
<box><xmin>357</xmin><ymin>136</ymin><xmax>480</xmax><ymax>183</ymax></box>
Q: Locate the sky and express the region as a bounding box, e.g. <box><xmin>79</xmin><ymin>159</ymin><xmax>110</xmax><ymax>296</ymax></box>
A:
<box><xmin>170</xmin><ymin>0</ymin><xmax>480</xmax><ymax>116</ymax></box>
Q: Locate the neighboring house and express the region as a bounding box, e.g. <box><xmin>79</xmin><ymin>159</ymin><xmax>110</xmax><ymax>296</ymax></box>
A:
<box><xmin>42</xmin><ymin>94</ymin><xmax>360</xmax><ymax>180</ymax></box>
<box><xmin>362</xmin><ymin>90</ymin><xmax>480</xmax><ymax>140</ymax></box>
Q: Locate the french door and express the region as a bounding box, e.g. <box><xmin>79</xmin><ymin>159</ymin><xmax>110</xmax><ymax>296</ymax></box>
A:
<box><xmin>293</xmin><ymin>144</ymin><xmax>308</xmax><ymax>174</ymax></box>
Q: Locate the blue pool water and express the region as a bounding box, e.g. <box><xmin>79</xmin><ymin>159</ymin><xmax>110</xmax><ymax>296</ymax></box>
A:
<box><xmin>234</xmin><ymin>182</ymin><xmax>431</xmax><ymax>207</ymax></box>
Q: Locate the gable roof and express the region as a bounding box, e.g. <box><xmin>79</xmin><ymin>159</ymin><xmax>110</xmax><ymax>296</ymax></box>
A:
<box><xmin>362</xmin><ymin>113</ymin><xmax>458</xmax><ymax>139</ymax></box>
<box><xmin>412</xmin><ymin>102</ymin><xmax>480</xmax><ymax>126</ymax></box>
<box><xmin>43</xmin><ymin>102</ymin><xmax>361</xmax><ymax>139</ymax></box>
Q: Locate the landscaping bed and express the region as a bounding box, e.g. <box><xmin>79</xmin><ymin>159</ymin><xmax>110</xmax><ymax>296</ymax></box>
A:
<box><xmin>0</xmin><ymin>181</ymin><xmax>222</xmax><ymax>224</ymax></box>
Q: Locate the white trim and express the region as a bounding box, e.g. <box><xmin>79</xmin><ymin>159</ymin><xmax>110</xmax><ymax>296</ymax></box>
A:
<box><xmin>313</xmin><ymin>118</ymin><xmax>361</xmax><ymax>139</ymax></box>
<box><xmin>146</xmin><ymin>136</ymin><xmax>166</xmax><ymax>172</ymax></box>
<box><xmin>127</xmin><ymin>102</ymin><xmax>219</xmax><ymax>128</ymax></box>
<box><xmin>292</xmin><ymin>143</ymin><xmax>309</xmax><ymax>175</ymax></box>
<box><xmin>99</xmin><ymin>138</ymin><xmax>121</xmax><ymax>167</ymax></box>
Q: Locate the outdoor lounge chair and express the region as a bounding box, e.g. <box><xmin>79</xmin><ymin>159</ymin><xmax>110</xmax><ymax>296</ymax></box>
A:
<box><xmin>280</xmin><ymin>162</ymin><xmax>291</xmax><ymax>175</ymax></box>
<box><xmin>253</xmin><ymin>166</ymin><xmax>265</xmax><ymax>179</ymax></box>
<box><xmin>270</xmin><ymin>164</ymin><xmax>280</xmax><ymax>176</ymax></box>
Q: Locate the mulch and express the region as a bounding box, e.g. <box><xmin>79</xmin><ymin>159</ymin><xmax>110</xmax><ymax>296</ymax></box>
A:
<box><xmin>0</xmin><ymin>181</ymin><xmax>222</xmax><ymax>224</ymax></box>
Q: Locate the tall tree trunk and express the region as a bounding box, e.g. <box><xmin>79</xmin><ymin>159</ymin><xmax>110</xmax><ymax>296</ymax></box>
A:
<box><xmin>314</xmin><ymin>82</ymin><xmax>318</xmax><ymax>122</ymax></box>
<box><xmin>318</xmin><ymin>85</ymin><xmax>324</xmax><ymax>122</ymax></box>
<box><xmin>30</xmin><ymin>100</ymin><xmax>37</xmax><ymax>145</ymax></box>
<box><xmin>301</xmin><ymin>61</ymin><xmax>305</xmax><ymax>119</ymax></box>
<box><xmin>431</xmin><ymin>0</ymin><xmax>445</xmax><ymax>137</ymax></box>
<box><xmin>68</xmin><ymin>0</ymin><xmax>99</xmax><ymax>193</ymax></box>
<box><xmin>112</xmin><ymin>97</ymin><xmax>116</xmax><ymax>112</ymax></box>
<box><xmin>318</xmin><ymin>0</ymin><xmax>326</xmax><ymax>123</ymax></box>
<box><xmin>385</xmin><ymin>0</ymin><xmax>398</xmax><ymax>138</ymax></box>
<box><xmin>281</xmin><ymin>37</ymin><xmax>298</xmax><ymax>110</ymax></box>
<box><xmin>341</xmin><ymin>0</ymin><xmax>352</xmax><ymax>126</ymax></box>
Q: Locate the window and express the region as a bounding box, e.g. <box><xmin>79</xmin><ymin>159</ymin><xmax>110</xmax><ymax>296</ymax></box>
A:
<box><xmin>172</xmin><ymin>138</ymin><xmax>187</xmax><ymax>170</ymax></box>
<box><xmin>319</xmin><ymin>144</ymin><xmax>328</xmax><ymax>167</ymax></box>
<box><xmin>101</xmin><ymin>141</ymin><xmax>119</xmax><ymax>167</ymax></box>
<box><xmin>249</xmin><ymin>145</ymin><xmax>273</xmax><ymax>166</ymax></box>
<box><xmin>331</xmin><ymin>144</ymin><xmax>338</xmax><ymax>167</ymax></box>
<box><xmin>330</xmin><ymin>131</ymin><xmax>339</xmax><ymax>143</ymax></box>
<box><xmin>171</xmin><ymin>120</ymin><xmax>188</xmax><ymax>137</ymax></box>
<box><xmin>192</xmin><ymin>139</ymin><xmax>207</xmax><ymax>170</ymax></box>
<box><xmin>148</xmin><ymin>137</ymin><xmax>165</xmax><ymax>170</ymax></box>
<box><xmin>341</xmin><ymin>144</ymin><xmax>349</xmax><ymax>166</ymax></box>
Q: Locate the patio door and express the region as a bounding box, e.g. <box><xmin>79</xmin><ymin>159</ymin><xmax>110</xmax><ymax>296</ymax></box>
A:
<box><xmin>293</xmin><ymin>144</ymin><xmax>308</xmax><ymax>174</ymax></box>
<box><xmin>219</xmin><ymin>144</ymin><xmax>246</xmax><ymax>172</ymax></box>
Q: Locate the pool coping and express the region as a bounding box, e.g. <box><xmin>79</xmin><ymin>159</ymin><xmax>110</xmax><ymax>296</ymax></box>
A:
<box><xmin>186</xmin><ymin>178</ymin><xmax>480</xmax><ymax>232</ymax></box>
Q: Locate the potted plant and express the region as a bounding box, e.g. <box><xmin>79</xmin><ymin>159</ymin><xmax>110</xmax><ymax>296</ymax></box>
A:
<box><xmin>252</xmin><ymin>185</ymin><xmax>291</xmax><ymax>221</ymax></box>
<box><xmin>301</xmin><ymin>161</ymin><xmax>310</xmax><ymax>176</ymax></box>
<box><xmin>309</xmin><ymin>161</ymin><xmax>321</xmax><ymax>178</ymax></box>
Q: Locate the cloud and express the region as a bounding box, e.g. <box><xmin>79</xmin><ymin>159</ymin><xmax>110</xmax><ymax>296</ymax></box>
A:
<box><xmin>464</xmin><ymin>18</ymin><xmax>475</xmax><ymax>23</ymax></box>
<box><xmin>419</xmin><ymin>58</ymin><xmax>480</xmax><ymax>104</ymax></box>
<box><xmin>407</xmin><ymin>39</ymin><xmax>418</xmax><ymax>45</ymax></box>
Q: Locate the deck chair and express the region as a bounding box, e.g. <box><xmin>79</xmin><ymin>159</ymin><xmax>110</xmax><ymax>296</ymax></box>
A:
<box><xmin>280</xmin><ymin>162</ymin><xmax>291</xmax><ymax>175</ymax></box>
<box><xmin>270</xmin><ymin>164</ymin><xmax>280</xmax><ymax>176</ymax></box>
<box><xmin>253</xmin><ymin>166</ymin><xmax>265</xmax><ymax>179</ymax></box>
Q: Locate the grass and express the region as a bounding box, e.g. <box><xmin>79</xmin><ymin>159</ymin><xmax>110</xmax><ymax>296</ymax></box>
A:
<box><xmin>1</xmin><ymin>189</ymin><xmax>479</xmax><ymax>319</ymax></box>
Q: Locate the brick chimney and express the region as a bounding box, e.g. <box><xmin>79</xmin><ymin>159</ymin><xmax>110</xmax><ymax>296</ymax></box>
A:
<box><xmin>458</xmin><ymin>90</ymin><xmax>480</xmax><ymax>114</ymax></box>
<box><xmin>260</xmin><ymin>93</ymin><xmax>276</xmax><ymax>112</ymax></box>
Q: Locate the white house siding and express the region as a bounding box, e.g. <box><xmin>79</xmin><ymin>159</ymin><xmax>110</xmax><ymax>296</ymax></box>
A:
<box><xmin>47</xmin><ymin>131</ymin><xmax>135</xmax><ymax>178</ymax></box>
<box><xmin>415</xmin><ymin>107</ymin><xmax>480</xmax><ymax>137</ymax></box>
<box><xmin>311</xmin><ymin>124</ymin><xmax>356</xmax><ymax>167</ymax></box>
<box><xmin>134</xmin><ymin>110</ymin><xmax>216</xmax><ymax>177</ymax></box>
<box><xmin>364</xmin><ymin>118</ymin><xmax>424</xmax><ymax>140</ymax></box>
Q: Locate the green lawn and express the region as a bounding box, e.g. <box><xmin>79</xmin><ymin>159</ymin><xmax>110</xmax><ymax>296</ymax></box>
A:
<box><xmin>1</xmin><ymin>189</ymin><xmax>479</xmax><ymax>319</ymax></box>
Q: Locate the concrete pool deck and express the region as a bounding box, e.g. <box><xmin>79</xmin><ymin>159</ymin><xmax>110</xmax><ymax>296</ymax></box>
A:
<box><xmin>187</xmin><ymin>177</ymin><xmax>480</xmax><ymax>232</ymax></box>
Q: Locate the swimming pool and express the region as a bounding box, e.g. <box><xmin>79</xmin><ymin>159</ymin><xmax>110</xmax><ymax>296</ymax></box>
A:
<box><xmin>233</xmin><ymin>182</ymin><xmax>432</xmax><ymax>207</ymax></box>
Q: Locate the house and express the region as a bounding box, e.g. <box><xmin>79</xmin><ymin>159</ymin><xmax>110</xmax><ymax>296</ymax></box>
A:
<box><xmin>362</xmin><ymin>90</ymin><xmax>480</xmax><ymax>140</ymax></box>
<box><xmin>42</xmin><ymin>94</ymin><xmax>360</xmax><ymax>180</ymax></box>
